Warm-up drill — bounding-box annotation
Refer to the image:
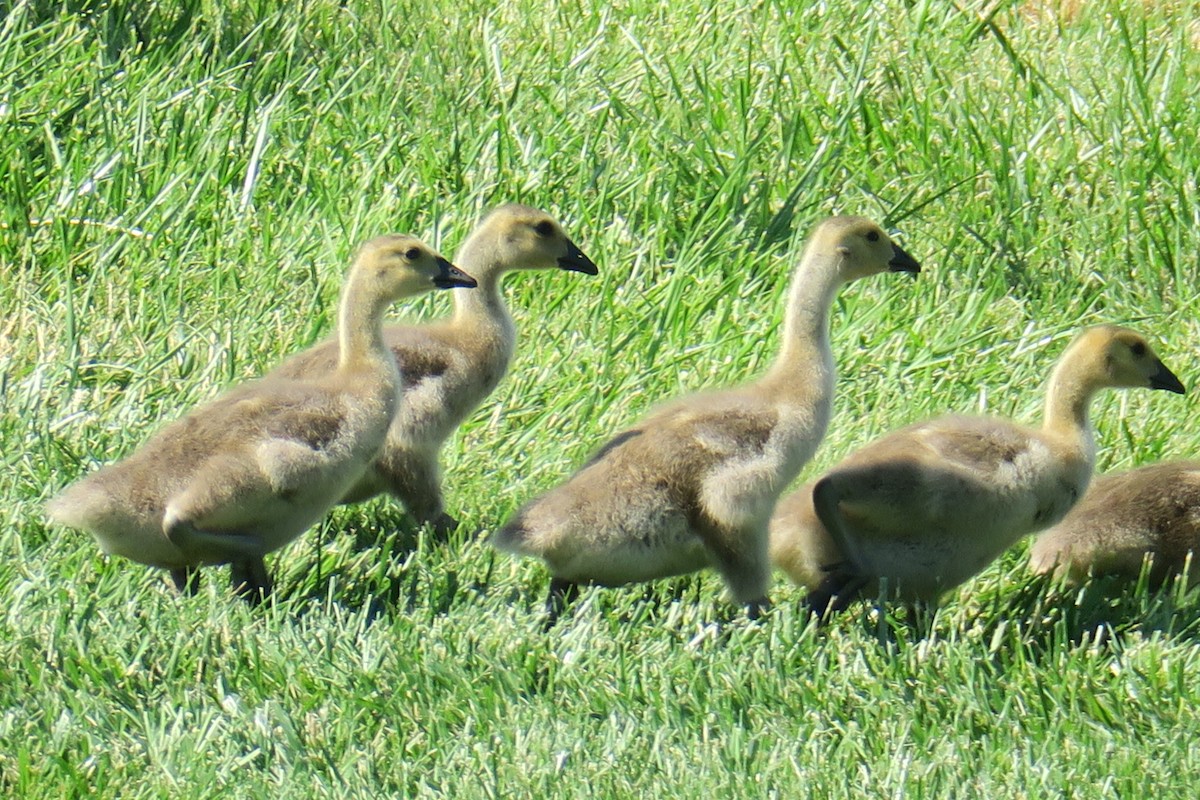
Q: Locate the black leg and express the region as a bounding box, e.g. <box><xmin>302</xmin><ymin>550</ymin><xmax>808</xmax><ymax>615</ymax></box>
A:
<box><xmin>170</xmin><ymin>566</ymin><xmax>202</xmax><ymax>596</ymax></box>
<box><xmin>744</xmin><ymin>597</ymin><xmax>772</xmax><ymax>621</ymax></box>
<box><xmin>379</xmin><ymin>450</ymin><xmax>452</xmax><ymax>536</ymax></box>
<box><xmin>428</xmin><ymin>511</ymin><xmax>461</xmax><ymax>539</ymax></box>
<box><xmin>543</xmin><ymin>577</ymin><xmax>580</xmax><ymax>631</ymax></box>
<box><xmin>805</xmin><ymin>568</ymin><xmax>870</xmax><ymax>621</ymax></box>
<box><xmin>903</xmin><ymin>600</ymin><xmax>937</xmax><ymax>638</ymax></box>
<box><xmin>230</xmin><ymin>557</ymin><xmax>273</xmax><ymax>606</ymax></box>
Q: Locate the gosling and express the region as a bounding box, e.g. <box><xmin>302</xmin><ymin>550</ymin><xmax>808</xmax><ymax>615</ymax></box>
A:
<box><xmin>46</xmin><ymin>236</ymin><xmax>476</xmax><ymax>602</ymax></box>
<box><xmin>1029</xmin><ymin>460</ymin><xmax>1200</xmax><ymax>587</ymax></box>
<box><xmin>268</xmin><ymin>204</ymin><xmax>597</xmax><ymax>533</ymax></box>
<box><xmin>769</xmin><ymin>325</ymin><xmax>1186</xmax><ymax>617</ymax></box>
<box><xmin>493</xmin><ymin>216</ymin><xmax>920</xmax><ymax>625</ymax></box>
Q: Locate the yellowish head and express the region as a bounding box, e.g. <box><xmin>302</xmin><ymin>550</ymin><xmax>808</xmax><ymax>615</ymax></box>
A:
<box><xmin>355</xmin><ymin>234</ymin><xmax>477</xmax><ymax>300</ymax></box>
<box><xmin>1077</xmin><ymin>324</ymin><xmax>1186</xmax><ymax>394</ymax></box>
<box><xmin>809</xmin><ymin>215</ymin><xmax>921</xmax><ymax>282</ymax></box>
<box><xmin>481</xmin><ymin>204</ymin><xmax>598</xmax><ymax>275</ymax></box>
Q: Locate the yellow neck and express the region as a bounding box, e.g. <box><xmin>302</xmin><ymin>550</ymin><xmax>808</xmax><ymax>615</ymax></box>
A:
<box><xmin>1041</xmin><ymin>344</ymin><xmax>1100</xmax><ymax>463</ymax></box>
<box><xmin>761</xmin><ymin>246</ymin><xmax>842</xmax><ymax>391</ymax></box>
<box><xmin>336</xmin><ymin>262</ymin><xmax>392</xmax><ymax>373</ymax></box>
<box><xmin>450</xmin><ymin>228</ymin><xmax>512</xmax><ymax>328</ymax></box>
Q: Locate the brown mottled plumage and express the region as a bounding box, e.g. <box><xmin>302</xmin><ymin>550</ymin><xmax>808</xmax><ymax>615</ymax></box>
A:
<box><xmin>1029</xmin><ymin>461</ymin><xmax>1200</xmax><ymax>586</ymax></box>
<box><xmin>46</xmin><ymin>236</ymin><xmax>475</xmax><ymax>602</ymax></box>
<box><xmin>493</xmin><ymin>215</ymin><xmax>921</xmax><ymax>625</ymax></box>
<box><xmin>769</xmin><ymin>325</ymin><xmax>1186</xmax><ymax>616</ymax></box>
<box><xmin>268</xmin><ymin>204</ymin><xmax>597</xmax><ymax>532</ymax></box>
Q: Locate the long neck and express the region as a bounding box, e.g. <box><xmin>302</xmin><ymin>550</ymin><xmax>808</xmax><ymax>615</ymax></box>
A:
<box><xmin>1041</xmin><ymin>347</ymin><xmax>1099</xmax><ymax>458</ymax></box>
<box><xmin>336</xmin><ymin>266</ymin><xmax>391</xmax><ymax>373</ymax></box>
<box><xmin>759</xmin><ymin>250</ymin><xmax>842</xmax><ymax>395</ymax></box>
<box><xmin>450</xmin><ymin>230</ymin><xmax>512</xmax><ymax>330</ymax></box>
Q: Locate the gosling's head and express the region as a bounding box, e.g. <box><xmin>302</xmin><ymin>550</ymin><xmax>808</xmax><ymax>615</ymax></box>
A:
<box><xmin>1074</xmin><ymin>325</ymin><xmax>1186</xmax><ymax>394</ymax></box>
<box><xmin>809</xmin><ymin>215</ymin><xmax>921</xmax><ymax>282</ymax></box>
<box><xmin>474</xmin><ymin>204</ymin><xmax>598</xmax><ymax>276</ymax></box>
<box><xmin>354</xmin><ymin>234</ymin><xmax>477</xmax><ymax>300</ymax></box>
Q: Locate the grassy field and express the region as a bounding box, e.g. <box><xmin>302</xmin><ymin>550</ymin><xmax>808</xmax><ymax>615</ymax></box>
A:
<box><xmin>5</xmin><ymin>0</ymin><xmax>1200</xmax><ymax>795</ymax></box>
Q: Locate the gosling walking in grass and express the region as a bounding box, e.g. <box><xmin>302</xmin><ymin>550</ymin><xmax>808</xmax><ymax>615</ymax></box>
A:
<box><xmin>1029</xmin><ymin>460</ymin><xmax>1200</xmax><ymax>587</ymax></box>
<box><xmin>269</xmin><ymin>204</ymin><xmax>597</xmax><ymax>534</ymax></box>
<box><xmin>494</xmin><ymin>216</ymin><xmax>920</xmax><ymax>626</ymax></box>
<box><xmin>770</xmin><ymin>325</ymin><xmax>1186</xmax><ymax>617</ymax></box>
<box><xmin>47</xmin><ymin>236</ymin><xmax>475</xmax><ymax>602</ymax></box>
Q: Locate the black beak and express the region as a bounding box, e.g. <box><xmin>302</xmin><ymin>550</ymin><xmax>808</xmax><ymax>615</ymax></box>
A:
<box><xmin>557</xmin><ymin>239</ymin><xmax>599</xmax><ymax>275</ymax></box>
<box><xmin>888</xmin><ymin>243</ymin><xmax>921</xmax><ymax>274</ymax></box>
<box><xmin>1149</xmin><ymin>359</ymin><xmax>1186</xmax><ymax>394</ymax></box>
<box><xmin>433</xmin><ymin>257</ymin><xmax>478</xmax><ymax>289</ymax></box>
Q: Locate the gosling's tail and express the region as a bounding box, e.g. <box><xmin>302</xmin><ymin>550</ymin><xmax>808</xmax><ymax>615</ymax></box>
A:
<box><xmin>45</xmin><ymin>478</ymin><xmax>113</xmax><ymax>535</ymax></box>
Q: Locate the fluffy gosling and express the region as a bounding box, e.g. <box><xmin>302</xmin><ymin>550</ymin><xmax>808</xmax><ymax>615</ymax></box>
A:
<box><xmin>769</xmin><ymin>325</ymin><xmax>1186</xmax><ymax>617</ymax></box>
<box><xmin>1029</xmin><ymin>460</ymin><xmax>1200</xmax><ymax>587</ymax></box>
<box><xmin>493</xmin><ymin>215</ymin><xmax>920</xmax><ymax>626</ymax></box>
<box><xmin>268</xmin><ymin>204</ymin><xmax>597</xmax><ymax>533</ymax></box>
<box><xmin>46</xmin><ymin>236</ymin><xmax>475</xmax><ymax>602</ymax></box>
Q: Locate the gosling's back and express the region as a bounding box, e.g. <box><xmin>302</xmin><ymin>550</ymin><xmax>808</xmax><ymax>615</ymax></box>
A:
<box><xmin>1029</xmin><ymin>461</ymin><xmax>1200</xmax><ymax>585</ymax></box>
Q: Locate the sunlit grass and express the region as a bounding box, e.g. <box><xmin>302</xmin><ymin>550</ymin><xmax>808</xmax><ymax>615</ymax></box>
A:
<box><xmin>5</xmin><ymin>0</ymin><xmax>1200</xmax><ymax>796</ymax></box>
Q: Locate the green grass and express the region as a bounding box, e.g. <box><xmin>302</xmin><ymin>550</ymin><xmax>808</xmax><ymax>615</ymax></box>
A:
<box><xmin>5</xmin><ymin>0</ymin><xmax>1200</xmax><ymax>795</ymax></box>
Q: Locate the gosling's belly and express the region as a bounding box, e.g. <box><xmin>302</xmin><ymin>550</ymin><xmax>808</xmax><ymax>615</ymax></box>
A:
<box><xmin>856</xmin><ymin>523</ymin><xmax>1028</xmax><ymax>597</ymax></box>
<box><xmin>552</xmin><ymin>525</ymin><xmax>712</xmax><ymax>586</ymax></box>
<box><xmin>97</xmin><ymin>527</ymin><xmax>190</xmax><ymax>569</ymax></box>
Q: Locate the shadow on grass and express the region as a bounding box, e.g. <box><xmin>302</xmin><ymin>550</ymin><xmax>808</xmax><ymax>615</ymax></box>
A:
<box><xmin>807</xmin><ymin>570</ymin><xmax>1200</xmax><ymax>659</ymax></box>
<box><xmin>533</xmin><ymin>577</ymin><xmax>773</xmax><ymax>648</ymax></box>
<box><xmin>14</xmin><ymin>0</ymin><xmax>307</xmax><ymax>64</ymax></box>
<box><xmin>985</xmin><ymin>571</ymin><xmax>1200</xmax><ymax>644</ymax></box>
<box><xmin>266</xmin><ymin>503</ymin><xmax>491</xmax><ymax>623</ymax></box>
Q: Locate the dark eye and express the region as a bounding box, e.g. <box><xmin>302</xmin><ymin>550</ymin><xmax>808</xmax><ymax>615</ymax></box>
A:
<box><xmin>1130</xmin><ymin>341</ymin><xmax>1147</xmax><ymax>357</ymax></box>
<box><xmin>866</xmin><ymin>230</ymin><xmax>880</xmax><ymax>242</ymax></box>
<box><xmin>404</xmin><ymin>247</ymin><xmax>421</xmax><ymax>260</ymax></box>
<box><xmin>534</xmin><ymin>220</ymin><xmax>555</xmax><ymax>237</ymax></box>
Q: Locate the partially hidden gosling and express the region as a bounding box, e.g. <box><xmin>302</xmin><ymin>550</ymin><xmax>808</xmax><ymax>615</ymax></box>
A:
<box><xmin>268</xmin><ymin>204</ymin><xmax>597</xmax><ymax>533</ymax></box>
<box><xmin>493</xmin><ymin>215</ymin><xmax>920</xmax><ymax>625</ymax></box>
<box><xmin>769</xmin><ymin>325</ymin><xmax>1186</xmax><ymax>616</ymax></box>
<box><xmin>1029</xmin><ymin>460</ymin><xmax>1200</xmax><ymax>587</ymax></box>
<box><xmin>46</xmin><ymin>236</ymin><xmax>476</xmax><ymax>602</ymax></box>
